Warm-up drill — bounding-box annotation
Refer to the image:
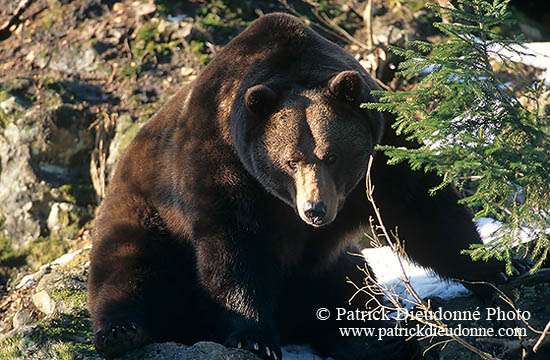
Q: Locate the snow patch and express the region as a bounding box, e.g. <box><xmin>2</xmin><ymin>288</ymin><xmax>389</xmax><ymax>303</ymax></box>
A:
<box><xmin>488</xmin><ymin>42</ymin><xmax>550</xmax><ymax>85</ymax></box>
<box><xmin>362</xmin><ymin>247</ymin><xmax>470</xmax><ymax>304</ymax></box>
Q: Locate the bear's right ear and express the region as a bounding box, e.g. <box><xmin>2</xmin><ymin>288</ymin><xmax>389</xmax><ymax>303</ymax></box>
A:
<box><xmin>245</xmin><ymin>84</ymin><xmax>278</xmax><ymax>116</ymax></box>
<box><xmin>328</xmin><ymin>70</ymin><xmax>363</xmax><ymax>104</ymax></box>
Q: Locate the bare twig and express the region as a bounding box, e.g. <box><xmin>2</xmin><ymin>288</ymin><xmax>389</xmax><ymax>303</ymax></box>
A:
<box><xmin>362</xmin><ymin>155</ymin><xmax>502</xmax><ymax>360</ymax></box>
<box><xmin>363</xmin><ymin>0</ymin><xmax>374</xmax><ymax>49</ymax></box>
<box><xmin>532</xmin><ymin>319</ymin><xmax>550</xmax><ymax>353</ymax></box>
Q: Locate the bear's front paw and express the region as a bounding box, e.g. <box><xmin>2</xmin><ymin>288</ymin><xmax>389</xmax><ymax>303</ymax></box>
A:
<box><xmin>94</xmin><ymin>321</ymin><xmax>152</xmax><ymax>359</ymax></box>
<box><xmin>225</xmin><ymin>330</ymin><xmax>281</xmax><ymax>360</ymax></box>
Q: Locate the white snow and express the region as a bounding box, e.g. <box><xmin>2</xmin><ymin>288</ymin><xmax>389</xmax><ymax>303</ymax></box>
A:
<box><xmin>488</xmin><ymin>42</ymin><xmax>550</xmax><ymax>85</ymax></box>
<box><xmin>416</xmin><ymin>42</ymin><xmax>550</xmax><ymax>84</ymax></box>
<box><xmin>476</xmin><ymin>216</ymin><xmax>548</xmax><ymax>247</ymax></box>
<box><xmin>361</xmin><ymin>247</ymin><xmax>470</xmax><ymax>303</ymax></box>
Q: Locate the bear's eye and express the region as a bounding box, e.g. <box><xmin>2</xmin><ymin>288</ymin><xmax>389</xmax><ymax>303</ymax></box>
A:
<box><xmin>287</xmin><ymin>160</ymin><xmax>299</xmax><ymax>170</ymax></box>
<box><xmin>326</xmin><ymin>154</ymin><xmax>337</xmax><ymax>165</ymax></box>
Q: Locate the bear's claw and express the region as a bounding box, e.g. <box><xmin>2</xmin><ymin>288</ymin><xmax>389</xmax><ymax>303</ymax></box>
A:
<box><xmin>226</xmin><ymin>333</ymin><xmax>281</xmax><ymax>360</ymax></box>
<box><xmin>94</xmin><ymin>321</ymin><xmax>152</xmax><ymax>359</ymax></box>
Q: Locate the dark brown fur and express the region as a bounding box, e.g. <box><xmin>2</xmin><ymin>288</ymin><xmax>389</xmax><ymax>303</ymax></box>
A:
<box><xmin>88</xmin><ymin>13</ymin><xmax>508</xmax><ymax>360</ymax></box>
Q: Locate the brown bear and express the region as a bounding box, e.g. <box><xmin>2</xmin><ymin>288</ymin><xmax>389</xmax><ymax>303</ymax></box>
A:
<box><xmin>88</xmin><ymin>13</ymin><xmax>514</xmax><ymax>360</ymax></box>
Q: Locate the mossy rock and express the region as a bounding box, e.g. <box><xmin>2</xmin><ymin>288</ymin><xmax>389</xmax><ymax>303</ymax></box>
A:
<box><xmin>0</xmin><ymin>78</ymin><xmax>32</xmax><ymax>94</ymax></box>
<box><xmin>4</xmin><ymin>311</ymin><xmax>98</xmax><ymax>360</ymax></box>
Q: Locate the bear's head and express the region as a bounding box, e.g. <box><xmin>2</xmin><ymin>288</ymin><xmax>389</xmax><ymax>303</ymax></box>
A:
<box><xmin>235</xmin><ymin>70</ymin><xmax>384</xmax><ymax>227</ymax></box>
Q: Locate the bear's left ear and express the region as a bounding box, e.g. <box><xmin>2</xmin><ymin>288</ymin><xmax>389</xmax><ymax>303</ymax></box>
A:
<box><xmin>245</xmin><ymin>84</ymin><xmax>278</xmax><ymax>116</ymax></box>
<box><xmin>328</xmin><ymin>70</ymin><xmax>363</xmax><ymax>104</ymax></box>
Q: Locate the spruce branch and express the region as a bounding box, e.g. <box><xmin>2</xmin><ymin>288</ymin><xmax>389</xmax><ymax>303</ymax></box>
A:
<box><xmin>364</xmin><ymin>0</ymin><xmax>550</xmax><ymax>272</ymax></box>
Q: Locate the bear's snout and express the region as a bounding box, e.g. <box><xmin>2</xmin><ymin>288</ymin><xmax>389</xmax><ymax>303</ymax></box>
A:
<box><xmin>302</xmin><ymin>200</ymin><xmax>327</xmax><ymax>225</ymax></box>
<box><xmin>295</xmin><ymin>164</ymin><xmax>338</xmax><ymax>227</ymax></box>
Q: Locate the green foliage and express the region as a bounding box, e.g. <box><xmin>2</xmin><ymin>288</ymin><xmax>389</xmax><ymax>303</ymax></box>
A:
<box><xmin>366</xmin><ymin>0</ymin><xmax>550</xmax><ymax>272</ymax></box>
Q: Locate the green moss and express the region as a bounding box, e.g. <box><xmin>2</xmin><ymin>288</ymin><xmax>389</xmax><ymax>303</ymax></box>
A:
<box><xmin>0</xmin><ymin>335</ymin><xmax>22</xmax><ymax>358</ymax></box>
<box><xmin>136</xmin><ymin>22</ymin><xmax>158</xmax><ymax>43</ymax></box>
<box><xmin>0</xmin><ymin>77</ymin><xmax>32</xmax><ymax>93</ymax></box>
<box><xmin>50</xmin><ymin>288</ymin><xmax>87</xmax><ymax>309</ymax></box>
<box><xmin>0</xmin><ymin>91</ymin><xmax>24</xmax><ymax>127</ymax></box>
<box><xmin>119</xmin><ymin>63</ymin><xmax>141</xmax><ymax>81</ymax></box>
<box><xmin>132</xmin><ymin>22</ymin><xmax>181</xmax><ymax>66</ymax></box>
<box><xmin>95</xmin><ymin>61</ymin><xmax>109</xmax><ymax>75</ymax></box>
<box><xmin>26</xmin><ymin>237</ymin><xmax>71</xmax><ymax>269</ymax></box>
<box><xmin>0</xmin><ymin>89</ymin><xmax>9</xmax><ymax>102</ymax></box>
<box><xmin>39</xmin><ymin>14</ymin><xmax>54</xmax><ymax>31</ymax></box>
<box><xmin>27</xmin><ymin>311</ymin><xmax>95</xmax><ymax>359</ymax></box>
<box><xmin>58</xmin><ymin>181</ymin><xmax>94</xmax><ymax>207</ymax></box>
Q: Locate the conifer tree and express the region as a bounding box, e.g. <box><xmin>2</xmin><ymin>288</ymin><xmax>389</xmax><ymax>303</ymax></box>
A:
<box><xmin>366</xmin><ymin>0</ymin><xmax>550</xmax><ymax>272</ymax></box>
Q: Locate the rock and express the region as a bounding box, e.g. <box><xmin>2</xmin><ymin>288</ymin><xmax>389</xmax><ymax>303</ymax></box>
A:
<box><xmin>0</xmin><ymin>90</ymin><xmax>94</xmax><ymax>250</ymax></box>
<box><xmin>47</xmin><ymin>202</ymin><xmax>87</xmax><ymax>239</ymax></box>
<box><xmin>156</xmin><ymin>20</ymin><xmax>193</xmax><ymax>42</ymax></box>
<box><xmin>136</xmin><ymin>2</ymin><xmax>157</xmax><ymax>18</ymax></box>
<box><xmin>12</xmin><ymin>311</ymin><xmax>33</xmax><ymax>329</ymax></box>
<box><xmin>119</xmin><ymin>341</ymin><xmax>262</xmax><ymax>360</ymax></box>
<box><xmin>157</xmin><ymin>19</ymin><xmax>180</xmax><ymax>41</ymax></box>
<box><xmin>0</xmin><ymin>96</ymin><xmax>27</xmax><ymax>115</ymax></box>
<box><xmin>66</xmin><ymin>81</ymin><xmax>103</xmax><ymax>102</ymax></box>
<box><xmin>0</xmin><ymin>78</ymin><xmax>32</xmax><ymax>93</ymax></box>
<box><xmin>372</xmin><ymin>14</ymin><xmax>415</xmax><ymax>46</ymax></box>
<box><xmin>31</xmin><ymin>291</ymin><xmax>55</xmax><ymax>315</ymax></box>
<box><xmin>0</xmin><ymin>121</ymin><xmax>45</xmax><ymax>248</ymax></box>
<box><xmin>173</xmin><ymin>22</ymin><xmax>193</xmax><ymax>41</ymax></box>
<box><xmin>0</xmin><ymin>246</ymin><xmax>262</xmax><ymax>360</ymax></box>
<box><xmin>31</xmin><ymin>271</ymin><xmax>87</xmax><ymax>316</ymax></box>
<box><xmin>519</xmin><ymin>23</ymin><xmax>544</xmax><ymax>41</ymax></box>
<box><xmin>49</xmin><ymin>46</ymin><xmax>101</xmax><ymax>75</ymax></box>
<box><xmin>75</xmin><ymin>0</ymin><xmax>104</xmax><ymax>20</ymax></box>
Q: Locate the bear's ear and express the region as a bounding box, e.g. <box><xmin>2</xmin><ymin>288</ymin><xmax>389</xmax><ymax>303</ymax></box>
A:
<box><xmin>245</xmin><ymin>84</ymin><xmax>278</xmax><ymax>116</ymax></box>
<box><xmin>328</xmin><ymin>70</ymin><xmax>363</xmax><ymax>104</ymax></box>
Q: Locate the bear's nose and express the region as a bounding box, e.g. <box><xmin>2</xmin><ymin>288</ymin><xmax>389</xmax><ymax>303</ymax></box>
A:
<box><xmin>303</xmin><ymin>200</ymin><xmax>327</xmax><ymax>225</ymax></box>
